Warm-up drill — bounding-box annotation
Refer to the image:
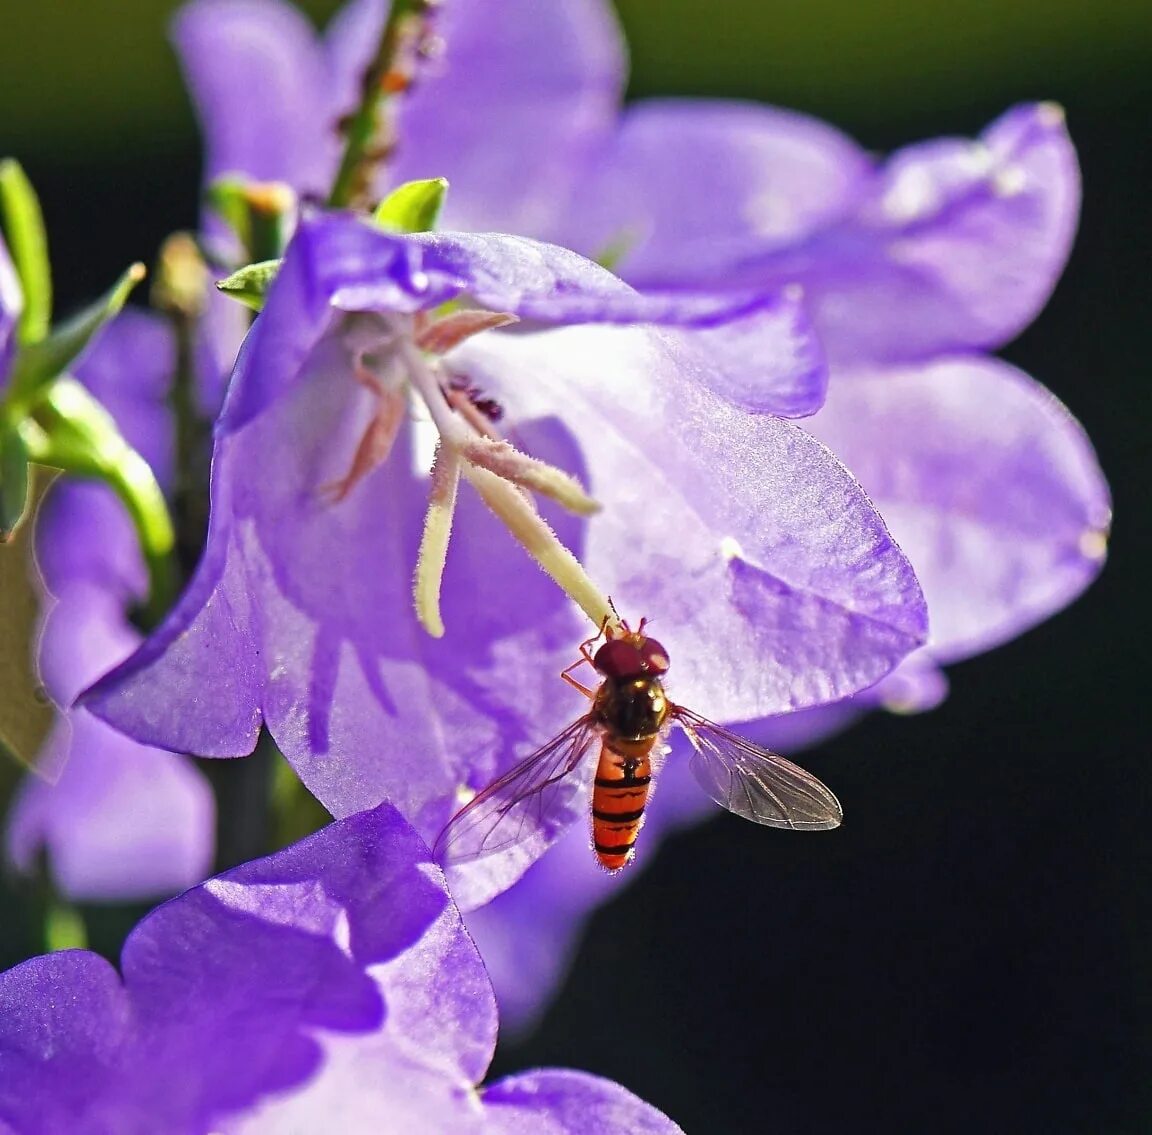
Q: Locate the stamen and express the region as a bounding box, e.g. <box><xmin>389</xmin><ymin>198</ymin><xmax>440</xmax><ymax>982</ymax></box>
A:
<box><xmin>416</xmin><ymin>310</ymin><xmax>519</xmax><ymax>354</ymax></box>
<box><xmin>463</xmin><ymin>464</ymin><xmax>615</xmax><ymax>630</ymax></box>
<box><xmin>458</xmin><ymin>435</ymin><xmax>600</xmax><ymax>516</ymax></box>
<box><xmin>390</xmin><ymin>316</ymin><xmax>613</xmax><ymax>636</ymax></box>
<box><xmin>413</xmin><ymin>442</ymin><xmax>463</xmax><ymax>637</ymax></box>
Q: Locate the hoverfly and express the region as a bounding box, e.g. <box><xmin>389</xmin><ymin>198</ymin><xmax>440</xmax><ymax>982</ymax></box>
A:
<box><xmin>436</xmin><ymin>617</ymin><xmax>843</xmax><ymax>874</ymax></box>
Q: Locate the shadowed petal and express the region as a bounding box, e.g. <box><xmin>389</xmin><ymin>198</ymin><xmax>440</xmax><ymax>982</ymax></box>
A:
<box><xmin>5</xmin><ymin>311</ymin><xmax>214</xmax><ymax>902</ymax></box>
<box><xmin>804</xmin><ymin>355</ymin><xmax>1110</xmax><ymax>662</ymax></box>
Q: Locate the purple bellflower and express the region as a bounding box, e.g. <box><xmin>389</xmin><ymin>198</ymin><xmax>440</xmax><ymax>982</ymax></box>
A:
<box><xmin>84</xmin><ymin>211</ymin><xmax>927</xmax><ymax>910</ymax></box>
<box><xmin>2</xmin><ymin>306</ymin><xmax>215</xmax><ymax>901</ymax></box>
<box><xmin>0</xmin><ymin>801</ymin><xmax>684</xmax><ymax>1134</ymax></box>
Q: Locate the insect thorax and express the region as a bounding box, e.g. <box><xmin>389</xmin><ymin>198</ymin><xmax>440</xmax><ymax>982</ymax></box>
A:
<box><xmin>594</xmin><ymin>677</ymin><xmax>669</xmax><ymax>742</ymax></box>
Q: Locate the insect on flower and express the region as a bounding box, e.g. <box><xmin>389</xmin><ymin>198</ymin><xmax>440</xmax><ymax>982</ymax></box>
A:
<box><xmin>436</xmin><ymin>617</ymin><xmax>844</xmax><ymax>874</ymax></box>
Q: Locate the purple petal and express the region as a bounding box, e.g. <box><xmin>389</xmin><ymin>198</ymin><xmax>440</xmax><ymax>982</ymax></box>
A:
<box><xmin>865</xmin><ymin>653</ymin><xmax>950</xmax><ymax>714</ymax></box>
<box><xmin>570</xmin><ymin>98</ymin><xmax>872</xmax><ymax>282</ymax></box>
<box><xmin>390</xmin><ymin>0</ymin><xmax>626</xmax><ymax>241</ymax></box>
<box><xmin>195</xmin><ymin>288</ymin><xmax>249</xmax><ymax>417</ymax></box>
<box><xmin>483</xmin><ymin>1069</ymin><xmax>682</xmax><ymax>1133</ymax></box>
<box><xmin>6</xmin><ymin>710</ymin><xmax>215</xmax><ymax>901</ymax></box>
<box><xmin>738</xmin><ymin>103</ymin><xmax>1080</xmax><ymax>365</ymax></box>
<box><xmin>0</xmin><ymin>803</ymin><xmax>680</xmax><ymax>1131</ymax></box>
<box><xmin>0</xmin><ymin>231</ymin><xmax>21</xmax><ymax>378</ymax></box>
<box><xmin>173</xmin><ymin>0</ymin><xmax>340</xmax><ymax>196</ymax></box>
<box><xmin>0</xmin><ymin>951</ymin><xmax>133</xmax><ymax>1133</ymax></box>
<box><xmin>457</xmin><ymin>325</ymin><xmax>927</xmax><ymax>721</ymax></box>
<box><xmin>804</xmin><ymin>355</ymin><xmax>1110</xmax><ymax>662</ymax></box>
<box><xmin>221</xmin><ymin>214</ymin><xmax>809</xmax><ymax>432</ymax></box>
<box><xmin>78</xmin><ymin>497</ymin><xmax>265</xmax><ymax>757</ymax></box>
<box><xmin>661</xmin><ymin>288</ymin><xmax>827</xmax><ymax>417</ymax></box>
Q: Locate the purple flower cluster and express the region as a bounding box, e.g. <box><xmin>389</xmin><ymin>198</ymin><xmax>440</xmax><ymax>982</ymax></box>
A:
<box><xmin>0</xmin><ymin>0</ymin><xmax>1111</xmax><ymax>1119</ymax></box>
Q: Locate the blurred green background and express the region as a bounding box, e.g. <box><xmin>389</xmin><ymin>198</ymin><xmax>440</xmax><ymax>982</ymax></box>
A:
<box><xmin>1</xmin><ymin>2</ymin><xmax>1150</xmax><ymax>1132</ymax></box>
<box><xmin>1</xmin><ymin>0</ymin><xmax>1150</xmax><ymax>148</ymax></box>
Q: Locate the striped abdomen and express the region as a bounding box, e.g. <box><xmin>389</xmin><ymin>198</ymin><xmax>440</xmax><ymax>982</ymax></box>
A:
<box><xmin>591</xmin><ymin>737</ymin><xmax>655</xmax><ymax>871</ymax></box>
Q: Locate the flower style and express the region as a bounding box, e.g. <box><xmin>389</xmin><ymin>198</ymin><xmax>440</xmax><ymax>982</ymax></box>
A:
<box><xmin>84</xmin><ymin>211</ymin><xmax>926</xmax><ymax>908</ymax></box>
<box><xmin>0</xmin><ymin>801</ymin><xmax>683</xmax><ymax>1133</ymax></box>
<box><xmin>0</xmin><ymin>235</ymin><xmax>214</xmax><ymax>902</ymax></box>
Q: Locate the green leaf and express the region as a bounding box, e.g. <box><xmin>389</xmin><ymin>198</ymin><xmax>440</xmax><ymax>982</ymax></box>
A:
<box><xmin>20</xmin><ymin>377</ymin><xmax>176</xmax><ymax>623</ymax></box>
<box><xmin>373</xmin><ymin>177</ymin><xmax>449</xmax><ymax>234</ymax></box>
<box><xmin>0</xmin><ymin>423</ymin><xmax>30</xmax><ymax>539</ymax></box>
<box><xmin>4</xmin><ymin>262</ymin><xmax>145</xmax><ymax>412</ymax></box>
<box><xmin>0</xmin><ymin>462</ymin><xmax>58</xmax><ymax>775</ymax></box>
<box><xmin>0</xmin><ymin>159</ymin><xmax>52</xmax><ymax>345</ymax></box>
<box><xmin>216</xmin><ymin>258</ymin><xmax>280</xmax><ymax>312</ymax></box>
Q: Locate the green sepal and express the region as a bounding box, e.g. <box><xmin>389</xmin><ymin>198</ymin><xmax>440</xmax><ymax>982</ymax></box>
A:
<box><xmin>0</xmin><ymin>423</ymin><xmax>30</xmax><ymax>540</ymax></box>
<box><xmin>20</xmin><ymin>377</ymin><xmax>176</xmax><ymax>623</ymax></box>
<box><xmin>4</xmin><ymin>263</ymin><xmax>145</xmax><ymax>415</ymax></box>
<box><xmin>206</xmin><ymin>176</ymin><xmax>295</xmax><ymax>262</ymax></box>
<box><xmin>373</xmin><ymin>177</ymin><xmax>449</xmax><ymax>234</ymax></box>
<box><xmin>0</xmin><ymin>159</ymin><xmax>52</xmax><ymax>345</ymax></box>
<box><xmin>216</xmin><ymin>259</ymin><xmax>281</xmax><ymax>312</ymax></box>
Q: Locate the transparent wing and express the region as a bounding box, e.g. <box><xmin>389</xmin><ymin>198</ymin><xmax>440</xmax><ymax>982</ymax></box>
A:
<box><xmin>673</xmin><ymin>706</ymin><xmax>843</xmax><ymax>830</ymax></box>
<box><xmin>434</xmin><ymin>715</ymin><xmax>602</xmax><ymax>866</ymax></box>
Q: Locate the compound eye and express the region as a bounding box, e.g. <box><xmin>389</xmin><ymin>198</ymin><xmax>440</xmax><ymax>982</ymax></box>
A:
<box><xmin>594</xmin><ymin>640</ymin><xmax>646</xmax><ymax>679</ymax></box>
<box><xmin>638</xmin><ymin>637</ymin><xmax>670</xmax><ymax>675</ymax></box>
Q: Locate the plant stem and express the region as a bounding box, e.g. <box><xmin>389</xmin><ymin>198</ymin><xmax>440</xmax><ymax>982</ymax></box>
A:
<box><xmin>327</xmin><ymin>0</ymin><xmax>437</xmax><ymax>210</ymax></box>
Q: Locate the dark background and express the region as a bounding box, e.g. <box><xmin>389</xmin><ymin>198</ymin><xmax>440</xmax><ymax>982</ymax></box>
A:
<box><xmin>1</xmin><ymin>1</ymin><xmax>1149</xmax><ymax>1131</ymax></box>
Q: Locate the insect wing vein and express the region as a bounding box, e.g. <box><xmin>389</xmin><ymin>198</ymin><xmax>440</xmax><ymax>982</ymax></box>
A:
<box><xmin>673</xmin><ymin>707</ymin><xmax>843</xmax><ymax>830</ymax></box>
<box><xmin>436</xmin><ymin>715</ymin><xmax>600</xmax><ymax>865</ymax></box>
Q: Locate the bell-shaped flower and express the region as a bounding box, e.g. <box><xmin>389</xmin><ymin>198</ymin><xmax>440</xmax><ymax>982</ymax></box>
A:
<box><xmin>4</xmin><ymin>311</ymin><xmax>215</xmax><ymax>901</ymax></box>
<box><xmin>0</xmin><ymin>801</ymin><xmax>684</xmax><ymax>1133</ymax></box>
<box><xmin>84</xmin><ymin>212</ymin><xmax>927</xmax><ymax>909</ymax></box>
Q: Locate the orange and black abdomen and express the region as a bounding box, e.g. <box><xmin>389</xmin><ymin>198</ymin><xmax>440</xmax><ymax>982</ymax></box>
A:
<box><xmin>592</xmin><ymin>737</ymin><xmax>655</xmax><ymax>871</ymax></box>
